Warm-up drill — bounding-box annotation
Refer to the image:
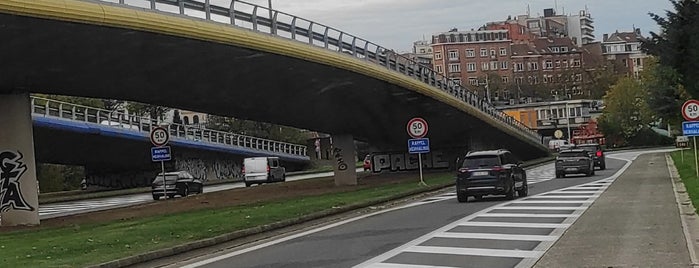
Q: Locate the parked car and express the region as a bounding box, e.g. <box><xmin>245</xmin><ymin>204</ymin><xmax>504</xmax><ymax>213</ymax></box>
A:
<box><xmin>456</xmin><ymin>149</ymin><xmax>528</xmax><ymax>203</ymax></box>
<box><xmin>555</xmin><ymin>149</ymin><xmax>595</xmax><ymax>178</ymax></box>
<box><xmin>243</xmin><ymin>157</ymin><xmax>286</xmax><ymax>187</ymax></box>
<box><xmin>363</xmin><ymin>154</ymin><xmax>372</xmax><ymax>171</ymax></box>
<box><xmin>575</xmin><ymin>143</ymin><xmax>606</xmax><ymax>170</ymax></box>
<box><xmin>151</xmin><ymin>171</ymin><xmax>203</xmax><ymax>200</ymax></box>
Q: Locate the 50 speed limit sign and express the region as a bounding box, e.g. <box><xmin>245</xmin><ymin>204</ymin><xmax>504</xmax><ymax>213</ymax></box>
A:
<box><xmin>150</xmin><ymin>126</ymin><xmax>170</xmax><ymax>147</ymax></box>
<box><xmin>407</xmin><ymin>117</ymin><xmax>428</xmax><ymax>138</ymax></box>
<box><xmin>682</xmin><ymin>100</ymin><xmax>699</xmax><ymax>121</ymax></box>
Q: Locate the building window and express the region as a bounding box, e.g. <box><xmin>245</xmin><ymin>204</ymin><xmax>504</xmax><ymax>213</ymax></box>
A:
<box><xmin>515</xmin><ymin>77</ymin><xmax>524</xmax><ymax>85</ymax></box>
<box><xmin>500</xmin><ymin>47</ymin><xmax>507</xmax><ymax>56</ymax></box>
<box><xmin>573</xmin><ymin>59</ymin><xmax>581</xmax><ymax>67</ymax></box>
<box><xmin>419</xmin><ymin>49</ymin><xmax>426</xmax><ymax>53</ymax></box>
<box><xmin>183</xmin><ymin>116</ymin><xmax>190</xmax><ymax>125</ymax></box>
<box><xmin>544</xmin><ymin>75</ymin><xmax>554</xmax><ymax>83</ymax></box>
<box><xmin>561</xmin><ymin>46</ymin><xmax>568</xmax><ymax>52</ymax></box>
<box><xmin>434</xmin><ymin>52</ymin><xmax>442</xmax><ymax>60</ymax></box>
<box><xmin>575</xmin><ymin>73</ymin><xmax>582</xmax><ymax>81</ymax></box>
<box><xmin>466</xmin><ymin>49</ymin><xmax>475</xmax><ymax>57</ymax></box>
<box><xmin>529</xmin><ymin>62</ymin><xmax>539</xmax><ymax>71</ymax></box>
<box><xmin>490</xmin><ymin>49</ymin><xmax>496</xmax><ymax>57</ymax></box>
<box><xmin>452</xmin><ymin>78</ymin><xmax>462</xmax><ymax>85</ymax></box>
<box><xmin>482</xmin><ymin>62</ymin><xmax>489</xmax><ymax>71</ymax></box>
<box><xmin>467</xmin><ymin>63</ymin><xmax>476</xmax><ymax>72</ymax></box>
<box><xmin>490</xmin><ymin>61</ymin><xmax>498</xmax><ymax>70</ymax></box>
<box><xmin>448</xmin><ymin>50</ymin><xmax>459</xmax><ymax>60</ymax></box>
<box><xmin>545</xmin><ymin>60</ymin><xmax>553</xmax><ymax>69</ymax></box>
<box><xmin>449</xmin><ymin>63</ymin><xmax>461</xmax><ymax>73</ymax></box>
<box><xmin>562</xmin><ymin>60</ymin><xmax>569</xmax><ymax>68</ymax></box>
<box><xmin>193</xmin><ymin>115</ymin><xmax>200</xmax><ymax>124</ymax></box>
<box><xmin>500</xmin><ymin>61</ymin><xmax>509</xmax><ymax>69</ymax></box>
<box><xmin>468</xmin><ymin>77</ymin><xmax>478</xmax><ymax>86</ymax></box>
<box><xmin>480</xmin><ymin>48</ymin><xmax>488</xmax><ymax>57</ymax></box>
<box><xmin>502</xmin><ymin>76</ymin><xmax>509</xmax><ymax>83</ymax></box>
<box><xmin>435</xmin><ymin>65</ymin><xmax>443</xmax><ymax>73</ymax></box>
<box><xmin>551</xmin><ymin>47</ymin><xmax>560</xmax><ymax>53</ymax></box>
<box><xmin>555</xmin><ymin>60</ymin><xmax>561</xmax><ymax>68</ymax></box>
<box><xmin>515</xmin><ymin>62</ymin><xmax>524</xmax><ymax>72</ymax></box>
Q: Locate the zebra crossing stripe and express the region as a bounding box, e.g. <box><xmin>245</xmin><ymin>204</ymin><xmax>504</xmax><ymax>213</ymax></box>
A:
<box><xmin>404</xmin><ymin>246</ymin><xmax>544</xmax><ymax>259</ymax></box>
<box><xmin>481</xmin><ymin>213</ymin><xmax>581</xmax><ymax>218</ymax></box>
<box><xmin>513</xmin><ymin>200</ymin><xmax>593</xmax><ymax>204</ymax></box>
<box><xmin>456</xmin><ymin>222</ymin><xmax>571</xmax><ymax>228</ymax></box>
<box><xmin>434</xmin><ymin>232</ymin><xmax>558</xmax><ymax>241</ymax></box>
<box><xmin>364</xmin><ymin>263</ymin><xmax>454</xmax><ymax>268</ymax></box>
<box><xmin>493</xmin><ymin>206</ymin><xmax>588</xmax><ymax>210</ymax></box>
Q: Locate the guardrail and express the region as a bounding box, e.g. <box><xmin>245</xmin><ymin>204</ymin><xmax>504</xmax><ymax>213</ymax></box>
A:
<box><xmin>94</xmin><ymin>0</ymin><xmax>543</xmax><ymax>145</ymax></box>
<box><xmin>30</xmin><ymin>96</ymin><xmax>308</xmax><ymax>157</ymax></box>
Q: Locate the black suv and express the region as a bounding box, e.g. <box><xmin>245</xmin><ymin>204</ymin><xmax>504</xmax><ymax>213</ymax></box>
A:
<box><xmin>456</xmin><ymin>149</ymin><xmax>528</xmax><ymax>203</ymax></box>
<box><xmin>575</xmin><ymin>143</ymin><xmax>606</xmax><ymax>170</ymax></box>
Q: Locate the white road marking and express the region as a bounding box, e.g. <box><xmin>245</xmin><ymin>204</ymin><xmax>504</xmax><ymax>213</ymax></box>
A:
<box><xmin>493</xmin><ymin>206</ymin><xmax>588</xmax><ymax>210</ymax></box>
<box><xmin>434</xmin><ymin>233</ymin><xmax>559</xmax><ymax>241</ymax></box>
<box><xmin>404</xmin><ymin>246</ymin><xmax>544</xmax><ymax>259</ymax></box>
<box><xmin>364</xmin><ymin>263</ymin><xmax>458</xmax><ymax>268</ymax></box>
<box><xmin>456</xmin><ymin>222</ymin><xmax>571</xmax><ymax>228</ymax></box>
<box><xmin>480</xmin><ymin>213</ymin><xmax>581</xmax><ymax>218</ymax></box>
<box><xmin>513</xmin><ymin>200</ymin><xmax>593</xmax><ymax>204</ymax></box>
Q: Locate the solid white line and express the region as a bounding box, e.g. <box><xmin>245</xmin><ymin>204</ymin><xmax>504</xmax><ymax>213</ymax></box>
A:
<box><xmin>405</xmin><ymin>246</ymin><xmax>544</xmax><ymax>259</ymax></box>
<box><xmin>512</xmin><ymin>200</ymin><xmax>593</xmax><ymax>204</ymax></box>
<box><xmin>480</xmin><ymin>213</ymin><xmax>579</xmax><ymax>218</ymax></box>
<box><xmin>495</xmin><ymin>206</ymin><xmax>588</xmax><ymax>210</ymax></box>
<box><xmin>435</xmin><ymin>232</ymin><xmax>558</xmax><ymax>241</ymax></box>
<box><xmin>364</xmin><ymin>263</ymin><xmax>459</xmax><ymax>268</ymax></box>
<box><xmin>457</xmin><ymin>222</ymin><xmax>570</xmax><ymax>228</ymax></box>
<box><xmin>532</xmin><ymin>195</ymin><xmax>599</xmax><ymax>199</ymax></box>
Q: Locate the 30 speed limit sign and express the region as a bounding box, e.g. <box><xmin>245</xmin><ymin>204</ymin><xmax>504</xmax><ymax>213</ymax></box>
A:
<box><xmin>150</xmin><ymin>126</ymin><xmax>170</xmax><ymax>147</ymax></box>
<box><xmin>407</xmin><ymin>117</ymin><xmax>428</xmax><ymax>138</ymax></box>
<box><xmin>682</xmin><ymin>100</ymin><xmax>699</xmax><ymax>121</ymax></box>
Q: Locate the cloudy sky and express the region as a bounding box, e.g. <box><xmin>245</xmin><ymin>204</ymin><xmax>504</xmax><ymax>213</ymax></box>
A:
<box><xmin>236</xmin><ymin>0</ymin><xmax>673</xmax><ymax>52</ymax></box>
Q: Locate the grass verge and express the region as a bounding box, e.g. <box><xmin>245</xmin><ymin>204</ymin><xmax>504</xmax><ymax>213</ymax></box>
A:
<box><xmin>671</xmin><ymin>149</ymin><xmax>699</xmax><ymax>213</ymax></box>
<box><xmin>0</xmin><ymin>174</ymin><xmax>454</xmax><ymax>268</ymax></box>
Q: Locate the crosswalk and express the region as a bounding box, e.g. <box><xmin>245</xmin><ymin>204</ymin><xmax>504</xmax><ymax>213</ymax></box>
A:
<box><xmin>39</xmin><ymin>195</ymin><xmax>153</xmax><ymax>218</ymax></box>
<box><xmin>354</xmin><ymin>178</ymin><xmax>614</xmax><ymax>268</ymax></box>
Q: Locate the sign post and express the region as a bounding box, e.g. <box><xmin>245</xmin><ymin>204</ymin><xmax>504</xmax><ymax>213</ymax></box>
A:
<box><xmin>150</xmin><ymin>126</ymin><xmax>170</xmax><ymax>200</ymax></box>
<box><xmin>682</xmin><ymin>100</ymin><xmax>699</xmax><ymax>177</ymax></box>
<box><xmin>407</xmin><ymin>118</ymin><xmax>429</xmax><ymax>186</ymax></box>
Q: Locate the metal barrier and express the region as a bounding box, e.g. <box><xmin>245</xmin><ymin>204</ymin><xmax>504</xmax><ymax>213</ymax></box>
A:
<box><xmin>30</xmin><ymin>96</ymin><xmax>308</xmax><ymax>157</ymax></box>
<box><xmin>100</xmin><ymin>0</ymin><xmax>542</xmax><ymax>144</ymax></box>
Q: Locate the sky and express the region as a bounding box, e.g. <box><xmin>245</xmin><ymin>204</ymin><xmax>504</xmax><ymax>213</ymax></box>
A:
<box><xmin>235</xmin><ymin>0</ymin><xmax>673</xmax><ymax>52</ymax></box>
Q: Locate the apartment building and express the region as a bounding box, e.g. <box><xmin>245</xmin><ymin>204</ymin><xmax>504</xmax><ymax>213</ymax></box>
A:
<box><xmin>601</xmin><ymin>28</ymin><xmax>649</xmax><ymax>78</ymax></box>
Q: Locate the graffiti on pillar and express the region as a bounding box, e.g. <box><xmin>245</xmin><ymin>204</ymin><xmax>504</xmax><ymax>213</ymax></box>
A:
<box><xmin>370</xmin><ymin>151</ymin><xmax>450</xmax><ymax>173</ymax></box>
<box><xmin>175</xmin><ymin>158</ymin><xmax>207</xmax><ymax>181</ymax></box>
<box><xmin>0</xmin><ymin>151</ymin><xmax>35</xmax><ymax>212</ymax></box>
<box><xmin>332</xmin><ymin>147</ymin><xmax>348</xmax><ymax>171</ymax></box>
<box><xmin>212</xmin><ymin>160</ymin><xmax>242</xmax><ymax>180</ymax></box>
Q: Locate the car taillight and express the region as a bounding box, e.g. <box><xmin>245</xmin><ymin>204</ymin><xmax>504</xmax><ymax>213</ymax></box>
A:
<box><xmin>242</xmin><ymin>166</ymin><xmax>245</xmax><ymax>174</ymax></box>
<box><xmin>267</xmin><ymin>165</ymin><xmax>270</xmax><ymax>173</ymax></box>
<box><xmin>492</xmin><ymin>166</ymin><xmax>505</xmax><ymax>172</ymax></box>
<box><xmin>596</xmin><ymin>151</ymin><xmax>603</xmax><ymax>157</ymax></box>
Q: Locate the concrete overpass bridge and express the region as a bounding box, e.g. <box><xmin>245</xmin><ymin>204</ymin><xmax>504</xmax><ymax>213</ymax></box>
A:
<box><xmin>0</xmin><ymin>0</ymin><xmax>549</xmax><ymax>225</ymax></box>
<box><xmin>30</xmin><ymin>96</ymin><xmax>309</xmax><ymax>188</ymax></box>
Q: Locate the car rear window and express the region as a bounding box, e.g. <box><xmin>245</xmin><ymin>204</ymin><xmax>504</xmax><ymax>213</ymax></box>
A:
<box><xmin>463</xmin><ymin>155</ymin><xmax>500</xmax><ymax>168</ymax></box>
<box><xmin>152</xmin><ymin>174</ymin><xmax>179</xmax><ymax>183</ymax></box>
<box><xmin>560</xmin><ymin>151</ymin><xmax>588</xmax><ymax>157</ymax></box>
<box><xmin>577</xmin><ymin>145</ymin><xmax>599</xmax><ymax>152</ymax></box>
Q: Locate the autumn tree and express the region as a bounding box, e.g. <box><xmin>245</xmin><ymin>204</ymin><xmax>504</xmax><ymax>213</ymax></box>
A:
<box><xmin>598</xmin><ymin>77</ymin><xmax>654</xmax><ymax>146</ymax></box>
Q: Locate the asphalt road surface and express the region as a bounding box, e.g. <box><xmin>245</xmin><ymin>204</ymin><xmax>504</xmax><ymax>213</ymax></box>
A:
<box><xmin>155</xmin><ymin>151</ymin><xmax>658</xmax><ymax>268</ymax></box>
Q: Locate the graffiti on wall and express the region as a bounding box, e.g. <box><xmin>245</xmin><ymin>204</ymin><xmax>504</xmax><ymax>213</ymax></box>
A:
<box><xmin>175</xmin><ymin>158</ymin><xmax>207</xmax><ymax>181</ymax></box>
<box><xmin>212</xmin><ymin>160</ymin><xmax>242</xmax><ymax>180</ymax></box>
<box><xmin>370</xmin><ymin>151</ymin><xmax>450</xmax><ymax>173</ymax></box>
<box><xmin>176</xmin><ymin>158</ymin><xmax>243</xmax><ymax>181</ymax></box>
<box><xmin>0</xmin><ymin>150</ymin><xmax>35</xmax><ymax>212</ymax></box>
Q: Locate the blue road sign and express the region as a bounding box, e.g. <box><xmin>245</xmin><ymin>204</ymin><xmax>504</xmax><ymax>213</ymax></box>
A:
<box><xmin>408</xmin><ymin>138</ymin><xmax>430</xmax><ymax>154</ymax></box>
<box><xmin>151</xmin><ymin>146</ymin><xmax>172</xmax><ymax>162</ymax></box>
<box><xmin>683</xmin><ymin>121</ymin><xmax>699</xmax><ymax>136</ymax></box>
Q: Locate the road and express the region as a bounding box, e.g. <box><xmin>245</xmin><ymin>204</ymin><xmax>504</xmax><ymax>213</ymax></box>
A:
<box><xmin>37</xmin><ymin>168</ymin><xmax>364</xmax><ymax>219</ymax></box>
<box><xmin>160</xmin><ymin>151</ymin><xmax>652</xmax><ymax>268</ymax></box>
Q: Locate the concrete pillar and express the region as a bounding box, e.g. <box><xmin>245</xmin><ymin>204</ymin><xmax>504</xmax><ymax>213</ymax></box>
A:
<box><xmin>0</xmin><ymin>92</ymin><xmax>40</xmax><ymax>226</ymax></box>
<box><xmin>331</xmin><ymin>134</ymin><xmax>357</xmax><ymax>186</ymax></box>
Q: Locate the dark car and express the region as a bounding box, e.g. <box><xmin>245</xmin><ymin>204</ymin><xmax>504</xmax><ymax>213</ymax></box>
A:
<box><xmin>555</xmin><ymin>149</ymin><xmax>595</xmax><ymax>178</ymax></box>
<box><xmin>456</xmin><ymin>149</ymin><xmax>528</xmax><ymax>203</ymax></box>
<box><xmin>576</xmin><ymin>143</ymin><xmax>606</xmax><ymax>170</ymax></box>
<box><xmin>151</xmin><ymin>171</ymin><xmax>203</xmax><ymax>200</ymax></box>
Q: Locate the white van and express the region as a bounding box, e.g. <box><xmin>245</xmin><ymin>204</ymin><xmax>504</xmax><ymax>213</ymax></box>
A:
<box><xmin>548</xmin><ymin>139</ymin><xmax>570</xmax><ymax>151</ymax></box>
<box><xmin>242</xmin><ymin>157</ymin><xmax>286</xmax><ymax>187</ymax></box>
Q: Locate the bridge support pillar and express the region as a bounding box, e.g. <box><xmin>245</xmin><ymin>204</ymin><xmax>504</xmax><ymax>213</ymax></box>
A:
<box><xmin>331</xmin><ymin>134</ymin><xmax>357</xmax><ymax>186</ymax></box>
<box><xmin>0</xmin><ymin>92</ymin><xmax>40</xmax><ymax>226</ymax></box>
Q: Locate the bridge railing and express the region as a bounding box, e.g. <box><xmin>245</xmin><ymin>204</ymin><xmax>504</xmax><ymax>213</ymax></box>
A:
<box><xmin>30</xmin><ymin>96</ymin><xmax>308</xmax><ymax>157</ymax></box>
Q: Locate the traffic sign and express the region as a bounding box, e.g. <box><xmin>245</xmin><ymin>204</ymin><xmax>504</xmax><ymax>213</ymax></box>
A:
<box><xmin>150</xmin><ymin>126</ymin><xmax>170</xmax><ymax>147</ymax></box>
<box><xmin>682</xmin><ymin>100</ymin><xmax>699</xmax><ymax>121</ymax></box>
<box><xmin>683</xmin><ymin>121</ymin><xmax>699</xmax><ymax>136</ymax></box>
<box><xmin>151</xmin><ymin>146</ymin><xmax>172</xmax><ymax>162</ymax></box>
<box><xmin>407</xmin><ymin>117</ymin><xmax>428</xmax><ymax>138</ymax></box>
<box><xmin>408</xmin><ymin>138</ymin><xmax>430</xmax><ymax>154</ymax></box>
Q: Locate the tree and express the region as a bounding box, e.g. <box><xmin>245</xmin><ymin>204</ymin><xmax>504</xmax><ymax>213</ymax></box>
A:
<box><xmin>598</xmin><ymin>77</ymin><xmax>654</xmax><ymax>146</ymax></box>
<box><xmin>207</xmin><ymin>115</ymin><xmax>309</xmax><ymax>145</ymax></box>
<box><xmin>643</xmin><ymin>0</ymin><xmax>699</xmax><ymax>97</ymax></box>
<box><xmin>172</xmin><ymin>109</ymin><xmax>183</xmax><ymax>125</ymax></box>
<box><xmin>33</xmin><ymin>94</ymin><xmax>106</xmax><ymax>109</ymax></box>
<box><xmin>640</xmin><ymin>57</ymin><xmax>690</xmax><ymax>131</ymax></box>
<box><xmin>124</xmin><ymin>102</ymin><xmax>171</xmax><ymax>122</ymax></box>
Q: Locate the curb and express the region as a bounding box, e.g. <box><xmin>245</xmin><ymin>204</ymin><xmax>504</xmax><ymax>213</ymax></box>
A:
<box><xmin>665</xmin><ymin>154</ymin><xmax>699</xmax><ymax>267</ymax></box>
<box><xmin>89</xmin><ymin>182</ymin><xmax>452</xmax><ymax>268</ymax></box>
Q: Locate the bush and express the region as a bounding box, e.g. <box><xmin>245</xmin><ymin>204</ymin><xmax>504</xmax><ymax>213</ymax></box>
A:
<box><xmin>627</xmin><ymin>127</ymin><xmax>673</xmax><ymax>146</ymax></box>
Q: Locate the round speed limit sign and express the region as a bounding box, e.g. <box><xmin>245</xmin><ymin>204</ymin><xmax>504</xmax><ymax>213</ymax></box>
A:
<box><xmin>682</xmin><ymin>100</ymin><xmax>699</xmax><ymax>121</ymax></box>
<box><xmin>150</xmin><ymin>126</ymin><xmax>170</xmax><ymax>147</ymax></box>
<box><xmin>407</xmin><ymin>117</ymin><xmax>429</xmax><ymax>138</ymax></box>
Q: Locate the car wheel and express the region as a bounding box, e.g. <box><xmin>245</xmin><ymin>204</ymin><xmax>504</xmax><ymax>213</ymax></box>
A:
<box><xmin>505</xmin><ymin>178</ymin><xmax>516</xmax><ymax>200</ymax></box>
<box><xmin>591</xmin><ymin>168</ymin><xmax>596</xmax><ymax>176</ymax></box>
<box><xmin>517</xmin><ymin>184</ymin><xmax>528</xmax><ymax>197</ymax></box>
<box><xmin>245</xmin><ymin>182</ymin><xmax>251</xmax><ymax>187</ymax></box>
<box><xmin>600</xmin><ymin>162</ymin><xmax>606</xmax><ymax>170</ymax></box>
<box><xmin>282</xmin><ymin>174</ymin><xmax>286</xmax><ymax>182</ymax></box>
<box><xmin>152</xmin><ymin>194</ymin><xmax>159</xmax><ymax>200</ymax></box>
<box><xmin>474</xmin><ymin>195</ymin><xmax>483</xmax><ymax>201</ymax></box>
<box><xmin>182</xmin><ymin>186</ymin><xmax>189</xmax><ymax>197</ymax></box>
<box><xmin>199</xmin><ymin>186</ymin><xmax>204</xmax><ymax>194</ymax></box>
<box><xmin>457</xmin><ymin>192</ymin><xmax>469</xmax><ymax>203</ymax></box>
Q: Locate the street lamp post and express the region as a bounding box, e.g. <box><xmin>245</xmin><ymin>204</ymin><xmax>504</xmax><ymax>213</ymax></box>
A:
<box><xmin>565</xmin><ymin>102</ymin><xmax>572</xmax><ymax>143</ymax></box>
<box><xmin>478</xmin><ymin>74</ymin><xmax>491</xmax><ymax>103</ymax></box>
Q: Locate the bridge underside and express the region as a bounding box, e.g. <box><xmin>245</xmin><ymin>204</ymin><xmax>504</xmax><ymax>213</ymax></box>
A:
<box><xmin>0</xmin><ymin>13</ymin><xmax>547</xmax><ymax>160</ymax></box>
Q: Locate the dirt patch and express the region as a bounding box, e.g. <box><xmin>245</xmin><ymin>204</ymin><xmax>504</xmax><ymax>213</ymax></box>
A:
<box><xmin>1</xmin><ymin>172</ymin><xmax>424</xmax><ymax>231</ymax></box>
